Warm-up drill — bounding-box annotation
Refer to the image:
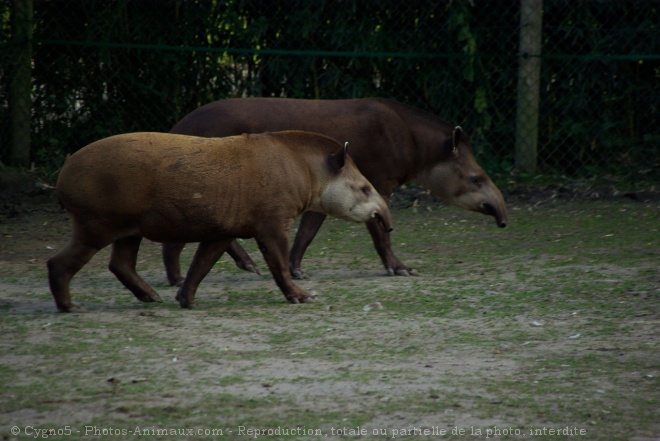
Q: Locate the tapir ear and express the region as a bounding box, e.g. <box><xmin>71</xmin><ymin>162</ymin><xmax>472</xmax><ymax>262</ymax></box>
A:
<box><xmin>452</xmin><ymin>126</ymin><xmax>462</xmax><ymax>157</ymax></box>
<box><xmin>328</xmin><ymin>142</ymin><xmax>348</xmax><ymax>172</ymax></box>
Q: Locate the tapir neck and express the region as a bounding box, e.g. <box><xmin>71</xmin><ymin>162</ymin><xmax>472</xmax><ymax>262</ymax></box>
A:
<box><xmin>381</xmin><ymin>99</ymin><xmax>456</xmax><ymax>178</ymax></box>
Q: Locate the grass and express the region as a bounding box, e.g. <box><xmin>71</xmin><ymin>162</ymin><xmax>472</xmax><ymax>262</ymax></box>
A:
<box><xmin>0</xmin><ymin>197</ymin><xmax>658</xmax><ymax>440</ymax></box>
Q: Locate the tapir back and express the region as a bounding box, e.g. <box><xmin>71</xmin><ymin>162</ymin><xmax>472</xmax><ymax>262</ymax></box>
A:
<box><xmin>57</xmin><ymin>132</ymin><xmax>320</xmax><ymax>242</ymax></box>
<box><xmin>171</xmin><ymin>98</ymin><xmax>416</xmax><ymax>191</ymax></box>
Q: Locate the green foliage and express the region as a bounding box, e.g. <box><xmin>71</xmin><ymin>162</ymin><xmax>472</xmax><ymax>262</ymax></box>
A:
<box><xmin>541</xmin><ymin>1</ymin><xmax>659</xmax><ymax>179</ymax></box>
<box><xmin>0</xmin><ymin>0</ymin><xmax>657</xmax><ymax>182</ymax></box>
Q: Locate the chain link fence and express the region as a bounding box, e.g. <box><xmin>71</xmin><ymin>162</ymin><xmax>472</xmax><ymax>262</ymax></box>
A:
<box><xmin>1</xmin><ymin>0</ymin><xmax>658</xmax><ymax>184</ymax></box>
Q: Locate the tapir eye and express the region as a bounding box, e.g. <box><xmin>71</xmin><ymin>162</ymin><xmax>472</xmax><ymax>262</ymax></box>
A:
<box><xmin>469</xmin><ymin>176</ymin><xmax>482</xmax><ymax>186</ymax></box>
<box><xmin>361</xmin><ymin>186</ymin><xmax>371</xmax><ymax>196</ymax></box>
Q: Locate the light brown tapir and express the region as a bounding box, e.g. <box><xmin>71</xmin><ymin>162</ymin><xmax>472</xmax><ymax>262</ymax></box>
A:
<box><xmin>164</xmin><ymin>97</ymin><xmax>508</xmax><ymax>284</ymax></box>
<box><xmin>47</xmin><ymin>131</ymin><xmax>393</xmax><ymax>312</ymax></box>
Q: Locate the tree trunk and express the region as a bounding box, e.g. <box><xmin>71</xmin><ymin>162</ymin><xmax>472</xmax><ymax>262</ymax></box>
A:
<box><xmin>9</xmin><ymin>0</ymin><xmax>33</xmax><ymax>167</ymax></box>
<box><xmin>515</xmin><ymin>0</ymin><xmax>543</xmax><ymax>176</ymax></box>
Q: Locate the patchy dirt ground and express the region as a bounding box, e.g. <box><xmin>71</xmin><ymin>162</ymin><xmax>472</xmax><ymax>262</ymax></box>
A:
<box><xmin>0</xmin><ymin>174</ymin><xmax>658</xmax><ymax>440</ymax></box>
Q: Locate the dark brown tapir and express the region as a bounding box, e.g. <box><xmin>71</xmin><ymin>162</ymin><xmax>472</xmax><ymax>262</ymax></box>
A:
<box><xmin>165</xmin><ymin>97</ymin><xmax>508</xmax><ymax>284</ymax></box>
<box><xmin>47</xmin><ymin>131</ymin><xmax>392</xmax><ymax>312</ymax></box>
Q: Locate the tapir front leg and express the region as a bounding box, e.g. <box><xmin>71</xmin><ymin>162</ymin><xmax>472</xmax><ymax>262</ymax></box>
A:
<box><xmin>289</xmin><ymin>211</ymin><xmax>327</xmax><ymax>279</ymax></box>
<box><xmin>257</xmin><ymin>229</ymin><xmax>315</xmax><ymax>304</ymax></box>
<box><xmin>365</xmin><ymin>217</ymin><xmax>415</xmax><ymax>276</ymax></box>
<box><xmin>176</xmin><ymin>238</ymin><xmax>234</xmax><ymax>308</ymax></box>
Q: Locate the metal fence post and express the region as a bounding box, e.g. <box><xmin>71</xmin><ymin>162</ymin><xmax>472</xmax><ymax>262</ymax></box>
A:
<box><xmin>515</xmin><ymin>0</ymin><xmax>543</xmax><ymax>176</ymax></box>
<box><xmin>9</xmin><ymin>0</ymin><xmax>33</xmax><ymax>168</ymax></box>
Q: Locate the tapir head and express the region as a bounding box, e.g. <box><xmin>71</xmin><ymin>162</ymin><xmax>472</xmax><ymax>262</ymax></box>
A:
<box><xmin>319</xmin><ymin>143</ymin><xmax>393</xmax><ymax>233</ymax></box>
<box><xmin>414</xmin><ymin>126</ymin><xmax>508</xmax><ymax>228</ymax></box>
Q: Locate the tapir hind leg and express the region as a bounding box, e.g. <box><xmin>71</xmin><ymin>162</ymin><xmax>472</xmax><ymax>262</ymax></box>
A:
<box><xmin>109</xmin><ymin>236</ymin><xmax>163</xmax><ymax>303</ymax></box>
<box><xmin>257</xmin><ymin>229</ymin><xmax>315</xmax><ymax>304</ymax></box>
<box><xmin>227</xmin><ymin>241</ymin><xmax>261</xmax><ymax>275</ymax></box>
<box><xmin>176</xmin><ymin>238</ymin><xmax>234</xmax><ymax>308</ymax></box>
<box><xmin>47</xmin><ymin>238</ymin><xmax>100</xmax><ymax>313</ymax></box>
<box><xmin>163</xmin><ymin>242</ymin><xmax>186</xmax><ymax>286</ymax></box>
<box><xmin>289</xmin><ymin>211</ymin><xmax>327</xmax><ymax>280</ymax></box>
<box><xmin>164</xmin><ymin>241</ymin><xmax>260</xmax><ymax>287</ymax></box>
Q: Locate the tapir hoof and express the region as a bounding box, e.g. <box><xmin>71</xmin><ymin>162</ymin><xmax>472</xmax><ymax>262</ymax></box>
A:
<box><xmin>287</xmin><ymin>293</ymin><xmax>316</xmax><ymax>304</ymax></box>
<box><xmin>175</xmin><ymin>289</ymin><xmax>194</xmax><ymax>309</ymax></box>
<box><xmin>57</xmin><ymin>302</ymin><xmax>85</xmax><ymax>313</ymax></box>
<box><xmin>386</xmin><ymin>267</ymin><xmax>418</xmax><ymax>277</ymax></box>
<box><xmin>136</xmin><ymin>292</ymin><xmax>163</xmax><ymax>303</ymax></box>
<box><xmin>291</xmin><ymin>268</ymin><xmax>308</xmax><ymax>280</ymax></box>
<box><xmin>235</xmin><ymin>261</ymin><xmax>262</xmax><ymax>276</ymax></box>
<box><xmin>167</xmin><ymin>275</ymin><xmax>185</xmax><ymax>287</ymax></box>
<box><xmin>177</xmin><ymin>297</ymin><xmax>194</xmax><ymax>309</ymax></box>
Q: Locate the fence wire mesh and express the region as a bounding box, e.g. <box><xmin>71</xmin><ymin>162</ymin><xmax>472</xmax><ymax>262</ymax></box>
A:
<box><xmin>1</xmin><ymin>0</ymin><xmax>658</xmax><ymax>183</ymax></box>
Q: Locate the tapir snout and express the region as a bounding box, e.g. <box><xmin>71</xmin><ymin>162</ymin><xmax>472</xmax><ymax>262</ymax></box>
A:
<box><xmin>476</xmin><ymin>187</ymin><xmax>508</xmax><ymax>228</ymax></box>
